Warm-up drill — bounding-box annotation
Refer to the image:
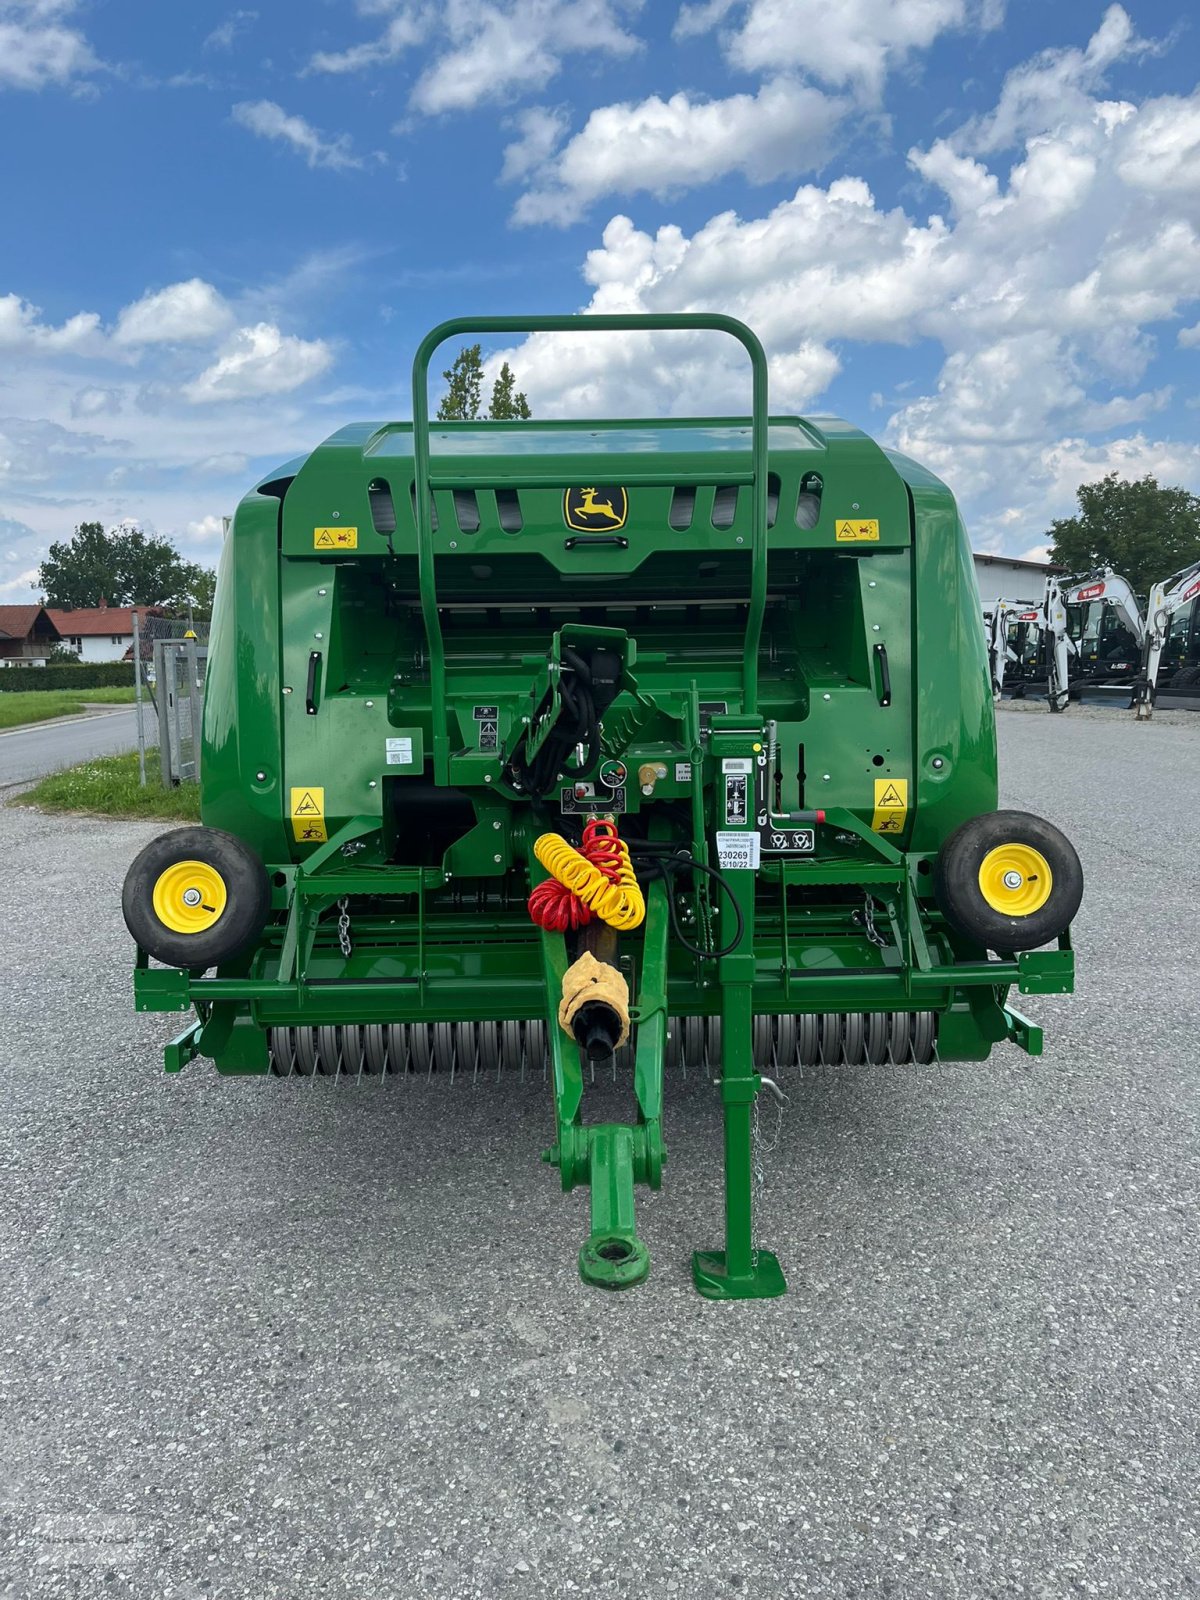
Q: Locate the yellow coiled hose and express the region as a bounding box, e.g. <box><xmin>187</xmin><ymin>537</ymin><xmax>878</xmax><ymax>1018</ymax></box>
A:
<box><xmin>533</xmin><ymin>831</ymin><xmax>645</xmax><ymax>930</ymax></box>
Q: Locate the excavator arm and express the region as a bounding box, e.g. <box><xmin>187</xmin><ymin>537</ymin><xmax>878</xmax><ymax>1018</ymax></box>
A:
<box><xmin>1135</xmin><ymin>558</ymin><xmax>1200</xmax><ymax>719</ymax></box>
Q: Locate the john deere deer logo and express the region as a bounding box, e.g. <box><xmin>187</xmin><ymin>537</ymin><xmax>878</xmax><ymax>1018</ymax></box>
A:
<box><xmin>564</xmin><ymin>484</ymin><xmax>628</xmax><ymax>532</ymax></box>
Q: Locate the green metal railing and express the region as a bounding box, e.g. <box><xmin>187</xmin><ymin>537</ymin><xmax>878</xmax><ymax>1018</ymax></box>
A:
<box><xmin>410</xmin><ymin>314</ymin><xmax>771</xmax><ymax>781</ymax></box>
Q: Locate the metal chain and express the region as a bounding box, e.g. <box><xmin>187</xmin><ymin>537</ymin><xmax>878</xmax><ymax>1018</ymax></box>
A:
<box><xmin>337</xmin><ymin>896</ymin><xmax>354</xmax><ymax>959</ymax></box>
<box><xmin>862</xmin><ymin>892</ymin><xmax>889</xmax><ymax>949</ymax></box>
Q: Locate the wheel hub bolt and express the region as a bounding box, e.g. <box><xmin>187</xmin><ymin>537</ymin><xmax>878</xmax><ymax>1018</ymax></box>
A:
<box><xmin>1003</xmin><ymin>870</ymin><xmax>1023</xmax><ymax>890</ymax></box>
<box><xmin>183</xmin><ymin>887</ymin><xmax>202</xmax><ymax>907</ymax></box>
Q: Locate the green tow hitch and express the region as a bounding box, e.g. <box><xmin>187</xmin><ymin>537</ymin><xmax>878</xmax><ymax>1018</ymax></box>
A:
<box><xmin>543</xmin><ymin>1122</ymin><xmax>660</xmax><ymax>1289</ymax></box>
<box><xmin>538</xmin><ymin>857</ymin><xmax>669</xmax><ymax>1290</ymax></box>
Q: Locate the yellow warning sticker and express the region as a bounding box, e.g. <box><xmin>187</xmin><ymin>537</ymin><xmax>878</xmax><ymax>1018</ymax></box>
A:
<box><xmin>313</xmin><ymin>526</ymin><xmax>358</xmax><ymax>550</ymax></box>
<box><xmin>290</xmin><ymin>786</ymin><xmax>327</xmax><ymax>843</ymax></box>
<box><xmin>836</xmin><ymin>519</ymin><xmax>880</xmax><ymax>542</ymax></box>
<box><xmin>872</xmin><ymin>777</ymin><xmax>908</xmax><ymax>835</ymax></box>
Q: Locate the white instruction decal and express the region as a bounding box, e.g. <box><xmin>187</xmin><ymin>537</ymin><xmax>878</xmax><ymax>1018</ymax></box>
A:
<box><xmin>675</xmin><ymin>762</ymin><xmax>692</xmax><ymax>783</ymax></box>
<box><xmin>385</xmin><ymin>737</ymin><xmax>414</xmax><ymax>766</ymax></box>
<box><xmin>715</xmin><ymin>831</ymin><xmax>761</xmax><ymax>871</ymax></box>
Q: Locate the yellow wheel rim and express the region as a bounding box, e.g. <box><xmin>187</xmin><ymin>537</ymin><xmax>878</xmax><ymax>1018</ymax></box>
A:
<box><xmin>151</xmin><ymin>859</ymin><xmax>228</xmax><ymax>935</ymax></box>
<box><xmin>978</xmin><ymin>843</ymin><xmax>1052</xmax><ymax>917</ymax></box>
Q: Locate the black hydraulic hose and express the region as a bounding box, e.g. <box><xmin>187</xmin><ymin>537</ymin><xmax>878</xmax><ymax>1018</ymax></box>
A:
<box><xmin>629</xmin><ymin>845</ymin><xmax>745</xmax><ymax>960</ymax></box>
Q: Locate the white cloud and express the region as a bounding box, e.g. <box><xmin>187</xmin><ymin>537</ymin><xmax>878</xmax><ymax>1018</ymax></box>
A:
<box><xmin>508</xmin><ymin>0</ymin><xmax>997</xmax><ymax>219</ymax></box>
<box><xmin>673</xmin><ymin>0</ymin><xmax>737</xmax><ymax>40</ymax></box>
<box><xmin>0</xmin><ymin>292</ymin><xmax>100</xmax><ymax>353</ymax></box>
<box><xmin>193</xmin><ymin>453</ymin><xmax>249</xmax><ymax>477</ymax></box>
<box><xmin>231</xmin><ymin>100</ymin><xmax>364</xmax><ymax>170</ymax></box>
<box><xmin>511</xmin><ymin>79</ymin><xmax>848</xmax><ymax>226</ymax></box>
<box><xmin>1116</xmin><ymin>90</ymin><xmax>1200</xmax><ymax>195</ymax></box>
<box><xmin>71</xmin><ymin>386</ymin><xmax>122</xmax><ymax>418</ymax></box>
<box><xmin>0</xmin><ymin>566</ymin><xmax>41</xmax><ymax>599</ymax></box>
<box><xmin>184</xmin><ymin>323</ymin><xmax>334</xmax><ymax>403</ymax></box>
<box><xmin>501</xmin><ymin>106</ymin><xmax>570</xmax><ymax>183</ymax></box>
<box><xmin>961</xmin><ymin>2</ymin><xmax>1150</xmax><ymax>153</ymax></box>
<box><xmin>673</xmin><ymin>0</ymin><xmax>986</xmax><ymax>99</ymax></box>
<box><xmin>1179</xmin><ymin>323</ymin><xmax>1200</xmax><ymax>349</ymax></box>
<box><xmin>186</xmin><ymin>514</ymin><xmax>227</xmax><ymax>543</ymax></box>
<box><xmin>496</xmin><ymin>9</ymin><xmax>1200</xmax><ymax>552</ymax></box>
<box><xmin>308</xmin><ymin>0</ymin><xmax>643</xmax><ymax>115</ymax></box>
<box><xmin>204</xmin><ymin>9</ymin><xmax>257</xmax><ymax>51</ymax></box>
<box><xmin>113</xmin><ymin>279</ymin><xmax>235</xmax><ymax>346</ymax></box>
<box><xmin>308</xmin><ymin>8</ymin><xmax>428</xmax><ymax>74</ymax></box>
<box><xmin>0</xmin><ymin>0</ymin><xmax>99</xmax><ymax>91</ymax></box>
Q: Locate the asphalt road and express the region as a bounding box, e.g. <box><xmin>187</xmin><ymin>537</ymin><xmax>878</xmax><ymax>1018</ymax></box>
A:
<box><xmin>0</xmin><ymin>707</ymin><xmax>143</xmax><ymax>786</ymax></box>
<box><xmin>1</xmin><ymin>705</ymin><xmax>1197</xmax><ymax>1599</ymax></box>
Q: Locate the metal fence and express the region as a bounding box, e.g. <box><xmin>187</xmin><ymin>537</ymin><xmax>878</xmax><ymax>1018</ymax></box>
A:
<box><xmin>131</xmin><ymin>614</ymin><xmax>209</xmax><ymax>786</ymax></box>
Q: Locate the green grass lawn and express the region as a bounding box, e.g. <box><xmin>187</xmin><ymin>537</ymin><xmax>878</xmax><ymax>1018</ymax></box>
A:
<box><xmin>25</xmin><ymin>750</ymin><xmax>201</xmax><ymax>821</ymax></box>
<box><xmin>0</xmin><ymin>686</ymin><xmax>138</xmax><ymax>731</ymax></box>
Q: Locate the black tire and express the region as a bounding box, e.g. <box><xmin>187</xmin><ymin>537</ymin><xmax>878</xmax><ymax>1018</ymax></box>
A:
<box><xmin>934</xmin><ymin>810</ymin><xmax>1083</xmax><ymax>952</ymax></box>
<box><xmin>1173</xmin><ymin>664</ymin><xmax>1200</xmax><ymax>687</ymax></box>
<box><xmin>122</xmin><ymin>826</ymin><xmax>270</xmax><ymax>969</ymax></box>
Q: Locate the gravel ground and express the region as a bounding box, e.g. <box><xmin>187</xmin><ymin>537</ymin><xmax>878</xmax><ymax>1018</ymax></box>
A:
<box><xmin>1</xmin><ymin>706</ymin><xmax>1198</xmax><ymax>1599</ymax></box>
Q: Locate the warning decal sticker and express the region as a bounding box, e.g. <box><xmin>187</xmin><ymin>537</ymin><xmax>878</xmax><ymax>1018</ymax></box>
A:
<box><xmin>313</xmin><ymin>526</ymin><xmax>358</xmax><ymax>550</ymax></box>
<box><xmin>290</xmin><ymin>786</ymin><xmax>328</xmax><ymax>843</ymax></box>
<box><xmin>835</xmin><ymin>519</ymin><xmax>880</xmax><ymax>542</ymax></box>
<box><xmin>871</xmin><ymin>777</ymin><xmax>908</xmax><ymax>835</ymax></box>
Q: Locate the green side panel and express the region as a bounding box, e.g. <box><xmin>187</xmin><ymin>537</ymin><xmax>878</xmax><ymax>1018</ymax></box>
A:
<box><xmin>199</xmin><ymin>489</ymin><xmax>291</xmax><ymax>862</ymax></box>
<box><xmin>889</xmin><ymin>450</ymin><xmax>998</xmax><ymax>853</ymax></box>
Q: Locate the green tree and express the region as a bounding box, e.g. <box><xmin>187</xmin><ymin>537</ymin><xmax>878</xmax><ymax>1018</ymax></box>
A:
<box><xmin>435</xmin><ymin>345</ymin><xmax>532</xmax><ymax>421</ymax></box>
<box><xmin>436</xmin><ymin>343</ymin><xmax>485</xmax><ymax>421</ymax></box>
<box><xmin>39</xmin><ymin>522</ymin><xmax>205</xmax><ymax>610</ymax></box>
<box><xmin>488</xmin><ymin>360</ymin><xmax>531</xmax><ymax>420</ymax></box>
<box><xmin>184</xmin><ymin>565</ymin><xmax>219</xmax><ymax>625</ymax></box>
<box><xmin>1046</xmin><ymin>474</ymin><xmax>1200</xmax><ymax>596</ymax></box>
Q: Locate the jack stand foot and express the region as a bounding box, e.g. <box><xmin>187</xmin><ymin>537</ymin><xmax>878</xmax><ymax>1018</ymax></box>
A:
<box><xmin>691</xmin><ymin>1248</ymin><xmax>787</xmax><ymax>1301</ymax></box>
<box><xmin>579</xmin><ymin>1232</ymin><xmax>650</xmax><ymax>1290</ymax></box>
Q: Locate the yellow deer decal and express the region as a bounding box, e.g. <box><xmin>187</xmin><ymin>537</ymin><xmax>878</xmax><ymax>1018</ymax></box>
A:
<box><xmin>578</xmin><ymin>487</ymin><xmax>620</xmax><ymax>522</ymax></box>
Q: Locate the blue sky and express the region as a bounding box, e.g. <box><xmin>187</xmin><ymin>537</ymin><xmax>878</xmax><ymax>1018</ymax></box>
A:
<box><xmin>1</xmin><ymin>0</ymin><xmax>1198</xmax><ymax>598</ymax></box>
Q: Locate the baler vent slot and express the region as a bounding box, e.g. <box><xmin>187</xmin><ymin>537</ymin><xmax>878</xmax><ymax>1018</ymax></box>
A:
<box><xmin>368</xmin><ymin>478</ymin><xmax>397</xmax><ymax>534</ymax></box>
<box><xmin>410</xmin><ymin>481</ymin><xmax>439</xmax><ymax>532</ymax></box>
<box><xmin>712</xmin><ymin>485</ymin><xmax>738</xmax><ymax>529</ymax></box>
<box><xmin>669</xmin><ymin>486</ymin><xmax>696</xmax><ymax>530</ymax></box>
<box><xmin>453</xmin><ymin>489</ymin><xmax>481</xmax><ymax>533</ymax></box>
<box><xmin>495</xmin><ymin>488</ymin><xmax>523</xmax><ymax>531</ymax></box>
<box><xmin>795</xmin><ymin>472</ymin><xmax>823</xmax><ymax>529</ymax></box>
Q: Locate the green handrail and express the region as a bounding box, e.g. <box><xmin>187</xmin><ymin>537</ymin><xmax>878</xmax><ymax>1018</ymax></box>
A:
<box><xmin>411</xmin><ymin>313</ymin><xmax>771</xmax><ymax>780</ymax></box>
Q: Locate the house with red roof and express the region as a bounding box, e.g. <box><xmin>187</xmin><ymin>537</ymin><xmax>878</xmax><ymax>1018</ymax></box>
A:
<box><xmin>45</xmin><ymin>602</ymin><xmax>163</xmax><ymax>664</ymax></box>
<box><xmin>0</xmin><ymin>605</ymin><xmax>61</xmax><ymax>667</ymax></box>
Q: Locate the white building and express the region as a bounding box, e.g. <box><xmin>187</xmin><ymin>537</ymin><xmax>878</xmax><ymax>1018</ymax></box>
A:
<box><xmin>972</xmin><ymin>553</ymin><xmax>1059</xmax><ymax>611</ymax></box>
<box><xmin>46</xmin><ymin>604</ymin><xmax>162</xmax><ymax>664</ymax></box>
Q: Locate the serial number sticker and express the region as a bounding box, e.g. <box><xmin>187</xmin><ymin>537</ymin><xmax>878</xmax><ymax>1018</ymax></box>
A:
<box><xmin>385</xmin><ymin>737</ymin><xmax>415</xmax><ymax>766</ymax></box>
<box><xmin>835</xmin><ymin>519</ymin><xmax>879</xmax><ymax>542</ymax></box>
<box><xmin>721</xmin><ymin>757</ymin><xmax>753</xmax><ymax>773</ymax></box>
<box><xmin>675</xmin><ymin>762</ymin><xmax>692</xmax><ymax>783</ymax></box>
<box><xmin>313</xmin><ymin>526</ymin><xmax>358</xmax><ymax>549</ymax></box>
<box><xmin>715</xmin><ymin>831</ymin><xmax>761</xmax><ymax>871</ymax></box>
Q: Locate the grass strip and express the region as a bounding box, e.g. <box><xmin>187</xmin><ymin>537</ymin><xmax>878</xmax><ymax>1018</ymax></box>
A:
<box><xmin>24</xmin><ymin>749</ymin><xmax>200</xmax><ymax>821</ymax></box>
<box><xmin>0</xmin><ymin>686</ymin><xmax>138</xmax><ymax>731</ymax></box>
